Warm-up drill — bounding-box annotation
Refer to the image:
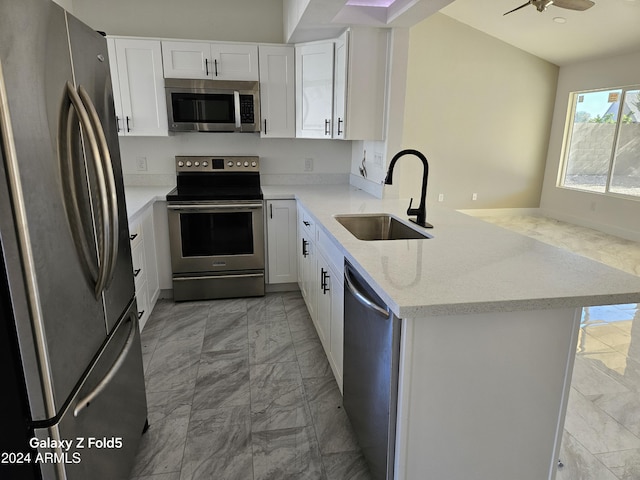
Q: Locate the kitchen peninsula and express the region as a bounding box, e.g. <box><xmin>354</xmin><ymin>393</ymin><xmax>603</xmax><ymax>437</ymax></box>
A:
<box><xmin>125</xmin><ymin>183</ymin><xmax>640</xmax><ymax>480</ymax></box>
<box><xmin>261</xmin><ymin>184</ymin><xmax>640</xmax><ymax>480</ymax></box>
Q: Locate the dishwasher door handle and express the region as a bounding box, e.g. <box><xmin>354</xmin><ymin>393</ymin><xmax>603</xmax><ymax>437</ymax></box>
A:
<box><xmin>344</xmin><ymin>264</ymin><xmax>391</xmax><ymax>318</ymax></box>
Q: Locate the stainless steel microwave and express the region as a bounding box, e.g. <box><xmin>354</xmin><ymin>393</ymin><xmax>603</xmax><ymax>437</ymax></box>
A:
<box><xmin>165</xmin><ymin>78</ymin><xmax>260</xmax><ymax>133</ymax></box>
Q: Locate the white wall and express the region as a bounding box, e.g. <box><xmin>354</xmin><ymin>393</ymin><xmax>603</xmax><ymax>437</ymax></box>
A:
<box><xmin>53</xmin><ymin>0</ymin><xmax>74</xmax><ymax>12</ymax></box>
<box><xmin>119</xmin><ymin>135</ymin><xmax>351</xmax><ymax>186</ymax></box>
<box><xmin>540</xmin><ymin>50</ymin><xmax>640</xmax><ymax>241</ymax></box>
<box><xmin>72</xmin><ymin>0</ymin><xmax>283</xmax><ymax>42</ymax></box>
<box><xmin>397</xmin><ymin>13</ymin><xmax>558</xmax><ymax>209</ymax></box>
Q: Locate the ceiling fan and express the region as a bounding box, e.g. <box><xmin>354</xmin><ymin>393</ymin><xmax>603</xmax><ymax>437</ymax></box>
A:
<box><xmin>503</xmin><ymin>0</ymin><xmax>595</xmax><ymax>15</ymax></box>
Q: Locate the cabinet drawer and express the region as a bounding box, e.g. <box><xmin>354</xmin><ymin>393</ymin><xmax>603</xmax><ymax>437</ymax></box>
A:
<box><xmin>131</xmin><ymin>241</ymin><xmax>145</xmax><ymax>291</ymax></box>
<box><xmin>298</xmin><ymin>205</ymin><xmax>315</xmax><ymax>237</ymax></box>
<box><xmin>317</xmin><ymin>227</ymin><xmax>343</xmax><ymax>275</ymax></box>
<box><xmin>129</xmin><ymin>222</ymin><xmax>143</xmax><ymax>247</ymax></box>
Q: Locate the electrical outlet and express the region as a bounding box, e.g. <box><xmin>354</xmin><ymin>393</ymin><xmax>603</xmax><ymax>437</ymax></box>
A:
<box><xmin>472</xmin><ymin>193</ymin><xmax>478</xmax><ymax>201</ymax></box>
<box><xmin>374</xmin><ymin>152</ymin><xmax>383</xmax><ymax>167</ymax></box>
<box><xmin>304</xmin><ymin>158</ymin><xmax>314</xmax><ymax>172</ymax></box>
<box><xmin>136</xmin><ymin>156</ymin><xmax>147</xmax><ymax>171</ymax></box>
<box><xmin>438</xmin><ymin>194</ymin><xmax>444</xmax><ymax>202</ymax></box>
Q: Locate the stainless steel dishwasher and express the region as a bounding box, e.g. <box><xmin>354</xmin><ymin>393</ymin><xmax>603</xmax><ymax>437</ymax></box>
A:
<box><xmin>343</xmin><ymin>260</ymin><xmax>401</xmax><ymax>480</ymax></box>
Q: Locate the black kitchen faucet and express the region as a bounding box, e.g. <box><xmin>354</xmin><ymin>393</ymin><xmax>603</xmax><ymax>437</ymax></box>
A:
<box><xmin>384</xmin><ymin>149</ymin><xmax>433</xmax><ymax>228</ymax></box>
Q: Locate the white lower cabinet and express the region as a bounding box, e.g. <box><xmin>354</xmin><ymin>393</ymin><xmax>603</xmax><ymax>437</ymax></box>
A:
<box><xmin>128</xmin><ymin>204</ymin><xmax>160</xmax><ymax>330</ymax></box>
<box><xmin>266</xmin><ymin>200</ymin><xmax>298</xmax><ymax>284</ymax></box>
<box><xmin>296</xmin><ymin>203</ymin><xmax>344</xmax><ymax>390</ymax></box>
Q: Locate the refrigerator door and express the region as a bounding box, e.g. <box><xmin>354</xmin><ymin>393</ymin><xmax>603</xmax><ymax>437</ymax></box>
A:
<box><xmin>34</xmin><ymin>302</ymin><xmax>147</xmax><ymax>480</ymax></box>
<box><xmin>66</xmin><ymin>14</ymin><xmax>135</xmax><ymax>334</ymax></box>
<box><xmin>0</xmin><ymin>0</ymin><xmax>109</xmax><ymax>421</ymax></box>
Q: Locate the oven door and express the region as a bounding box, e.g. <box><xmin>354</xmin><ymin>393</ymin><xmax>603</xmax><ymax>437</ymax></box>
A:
<box><xmin>167</xmin><ymin>201</ymin><xmax>265</xmax><ymax>273</ymax></box>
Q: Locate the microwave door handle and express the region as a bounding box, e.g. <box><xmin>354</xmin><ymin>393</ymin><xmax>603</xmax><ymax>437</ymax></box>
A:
<box><xmin>233</xmin><ymin>90</ymin><xmax>241</xmax><ymax>131</ymax></box>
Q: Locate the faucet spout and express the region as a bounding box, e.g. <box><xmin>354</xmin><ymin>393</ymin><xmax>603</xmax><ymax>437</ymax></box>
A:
<box><xmin>384</xmin><ymin>149</ymin><xmax>433</xmax><ymax>229</ymax></box>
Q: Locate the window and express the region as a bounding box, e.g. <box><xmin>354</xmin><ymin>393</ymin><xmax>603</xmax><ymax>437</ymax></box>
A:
<box><xmin>560</xmin><ymin>86</ymin><xmax>640</xmax><ymax>198</ymax></box>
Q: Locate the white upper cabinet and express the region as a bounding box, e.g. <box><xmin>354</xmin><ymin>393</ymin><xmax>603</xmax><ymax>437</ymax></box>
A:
<box><xmin>295</xmin><ymin>41</ymin><xmax>334</xmax><ymax>138</ymax></box>
<box><xmin>332</xmin><ymin>31</ymin><xmax>347</xmax><ymax>139</ymax></box>
<box><xmin>259</xmin><ymin>45</ymin><xmax>296</xmax><ymax>138</ymax></box>
<box><xmin>107</xmin><ymin>37</ymin><xmax>168</xmax><ymax>137</ymax></box>
<box><xmin>340</xmin><ymin>27</ymin><xmax>388</xmax><ymax>141</ymax></box>
<box><xmin>295</xmin><ymin>27</ymin><xmax>388</xmax><ymax>141</ymax></box>
<box><xmin>162</xmin><ymin>41</ymin><xmax>259</xmax><ymax>81</ymax></box>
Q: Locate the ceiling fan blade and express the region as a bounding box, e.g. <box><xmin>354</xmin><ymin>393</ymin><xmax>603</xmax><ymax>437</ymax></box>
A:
<box><xmin>553</xmin><ymin>0</ymin><xmax>595</xmax><ymax>10</ymax></box>
<box><xmin>503</xmin><ymin>1</ymin><xmax>532</xmax><ymax>15</ymax></box>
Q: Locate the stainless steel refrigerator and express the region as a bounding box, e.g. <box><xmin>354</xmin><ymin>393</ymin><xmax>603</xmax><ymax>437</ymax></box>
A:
<box><xmin>0</xmin><ymin>1</ymin><xmax>147</xmax><ymax>479</ymax></box>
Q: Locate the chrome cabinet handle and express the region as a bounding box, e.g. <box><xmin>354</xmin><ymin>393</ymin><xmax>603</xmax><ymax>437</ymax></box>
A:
<box><xmin>324</xmin><ymin>119</ymin><xmax>330</xmax><ymax>136</ymax></box>
<box><xmin>129</xmin><ymin>233</ymin><xmax>138</xmax><ymax>241</ymax></box>
<box><xmin>79</xmin><ymin>85</ymin><xmax>119</xmax><ymax>293</ymax></box>
<box><xmin>115</xmin><ymin>115</ymin><xmax>121</xmax><ymax>132</ymax></box>
<box><xmin>302</xmin><ymin>238</ymin><xmax>309</xmax><ymax>257</ymax></box>
<box><xmin>133</xmin><ymin>268</ymin><xmax>141</xmax><ymax>277</ymax></box>
<box><xmin>337</xmin><ymin>118</ymin><xmax>343</xmax><ymax>136</ymax></box>
<box><xmin>344</xmin><ymin>264</ymin><xmax>390</xmax><ymax>318</ymax></box>
<box><xmin>303</xmin><ymin>221</ymin><xmax>310</xmax><ymax>227</ymax></box>
<box><xmin>137</xmin><ymin>311</ymin><xmax>145</xmax><ymax>319</ymax></box>
<box><xmin>74</xmin><ymin>314</ymin><xmax>138</xmax><ymax>417</ymax></box>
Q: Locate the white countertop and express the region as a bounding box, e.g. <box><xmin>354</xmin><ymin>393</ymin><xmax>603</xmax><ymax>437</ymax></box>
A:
<box><xmin>263</xmin><ymin>184</ymin><xmax>640</xmax><ymax>318</ymax></box>
<box><xmin>124</xmin><ymin>186</ymin><xmax>174</xmax><ymax>221</ymax></box>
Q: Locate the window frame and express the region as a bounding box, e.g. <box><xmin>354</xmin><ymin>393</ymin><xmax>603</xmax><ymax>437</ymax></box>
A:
<box><xmin>558</xmin><ymin>84</ymin><xmax>640</xmax><ymax>200</ymax></box>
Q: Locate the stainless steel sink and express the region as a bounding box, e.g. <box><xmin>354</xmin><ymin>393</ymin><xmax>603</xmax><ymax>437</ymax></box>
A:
<box><xmin>334</xmin><ymin>214</ymin><xmax>432</xmax><ymax>241</ymax></box>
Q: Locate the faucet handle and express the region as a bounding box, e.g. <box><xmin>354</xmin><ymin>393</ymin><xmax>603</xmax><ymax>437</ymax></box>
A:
<box><xmin>407</xmin><ymin>198</ymin><xmax>420</xmax><ymax>216</ymax></box>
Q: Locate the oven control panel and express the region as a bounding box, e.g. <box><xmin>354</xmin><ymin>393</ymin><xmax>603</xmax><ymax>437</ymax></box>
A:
<box><xmin>175</xmin><ymin>156</ymin><xmax>259</xmax><ymax>173</ymax></box>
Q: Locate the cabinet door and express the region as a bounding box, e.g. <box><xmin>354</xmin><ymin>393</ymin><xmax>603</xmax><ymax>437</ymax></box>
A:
<box><xmin>295</xmin><ymin>42</ymin><xmax>334</xmax><ymax>138</ymax></box>
<box><xmin>112</xmin><ymin>38</ymin><xmax>167</xmax><ymax>136</ymax></box>
<box><xmin>259</xmin><ymin>45</ymin><xmax>295</xmax><ymax>138</ymax></box>
<box><xmin>142</xmin><ymin>208</ymin><xmax>159</xmax><ymax>306</ymax></box>
<box><xmin>316</xmin><ymin>252</ymin><xmax>331</xmax><ymax>350</ymax></box>
<box><xmin>333</xmin><ymin>32</ymin><xmax>348</xmax><ymax>139</ymax></box>
<box><xmin>328</xmin><ymin>262</ymin><xmax>344</xmax><ymax>391</ymax></box>
<box><xmin>211</xmin><ymin>44</ymin><xmax>259</xmax><ymax>81</ymax></box>
<box><xmin>161</xmin><ymin>41</ymin><xmax>211</xmax><ymax>79</ymax></box>
<box><xmin>106</xmin><ymin>39</ymin><xmax>124</xmax><ymax>135</ymax></box>
<box><xmin>266</xmin><ymin>200</ymin><xmax>298</xmax><ymax>284</ymax></box>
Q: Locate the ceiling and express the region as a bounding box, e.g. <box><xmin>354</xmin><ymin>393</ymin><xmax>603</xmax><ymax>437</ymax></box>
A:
<box><xmin>440</xmin><ymin>0</ymin><xmax>640</xmax><ymax>66</ymax></box>
<box><xmin>293</xmin><ymin>0</ymin><xmax>640</xmax><ymax>66</ymax></box>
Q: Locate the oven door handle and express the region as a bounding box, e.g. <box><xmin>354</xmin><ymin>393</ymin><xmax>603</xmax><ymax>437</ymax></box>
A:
<box><xmin>167</xmin><ymin>203</ymin><xmax>264</xmax><ymax>211</ymax></box>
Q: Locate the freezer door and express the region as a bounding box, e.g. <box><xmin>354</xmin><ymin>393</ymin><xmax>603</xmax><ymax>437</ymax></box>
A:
<box><xmin>0</xmin><ymin>0</ymin><xmax>109</xmax><ymax>421</ymax></box>
<box><xmin>34</xmin><ymin>303</ymin><xmax>147</xmax><ymax>480</ymax></box>
<box><xmin>66</xmin><ymin>14</ymin><xmax>135</xmax><ymax>334</ymax></box>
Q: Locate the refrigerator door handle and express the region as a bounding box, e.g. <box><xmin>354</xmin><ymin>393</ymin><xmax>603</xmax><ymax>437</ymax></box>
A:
<box><xmin>78</xmin><ymin>85</ymin><xmax>119</xmax><ymax>291</ymax></box>
<box><xmin>59</xmin><ymin>84</ymin><xmax>99</xmax><ymax>281</ymax></box>
<box><xmin>74</xmin><ymin>313</ymin><xmax>137</xmax><ymax>417</ymax></box>
<box><xmin>61</xmin><ymin>82</ymin><xmax>110</xmax><ymax>297</ymax></box>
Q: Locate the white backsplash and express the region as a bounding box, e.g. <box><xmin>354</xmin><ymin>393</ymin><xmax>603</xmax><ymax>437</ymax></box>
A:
<box><xmin>118</xmin><ymin>134</ymin><xmax>352</xmax><ymax>187</ymax></box>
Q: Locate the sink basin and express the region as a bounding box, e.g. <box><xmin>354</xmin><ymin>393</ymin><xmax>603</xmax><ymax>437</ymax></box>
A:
<box><xmin>334</xmin><ymin>214</ymin><xmax>432</xmax><ymax>241</ymax></box>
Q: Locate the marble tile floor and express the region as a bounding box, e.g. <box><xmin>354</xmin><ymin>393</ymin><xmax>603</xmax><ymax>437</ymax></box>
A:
<box><xmin>477</xmin><ymin>213</ymin><xmax>640</xmax><ymax>480</ymax></box>
<box><xmin>129</xmin><ymin>292</ymin><xmax>372</xmax><ymax>480</ymax></box>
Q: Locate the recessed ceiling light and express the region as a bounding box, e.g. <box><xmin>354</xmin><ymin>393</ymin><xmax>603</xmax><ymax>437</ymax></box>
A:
<box><xmin>553</xmin><ymin>16</ymin><xmax>567</xmax><ymax>23</ymax></box>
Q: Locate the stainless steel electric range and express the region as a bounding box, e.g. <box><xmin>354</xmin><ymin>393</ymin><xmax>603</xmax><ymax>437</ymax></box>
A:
<box><xmin>166</xmin><ymin>155</ymin><xmax>265</xmax><ymax>301</ymax></box>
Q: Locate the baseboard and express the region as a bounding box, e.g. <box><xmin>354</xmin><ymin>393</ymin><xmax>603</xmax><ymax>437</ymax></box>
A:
<box><xmin>458</xmin><ymin>208</ymin><xmax>542</xmax><ymax>217</ymax></box>
<box><xmin>540</xmin><ymin>208</ymin><xmax>640</xmax><ymax>243</ymax></box>
<box><xmin>265</xmin><ymin>283</ymin><xmax>300</xmax><ymax>293</ymax></box>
